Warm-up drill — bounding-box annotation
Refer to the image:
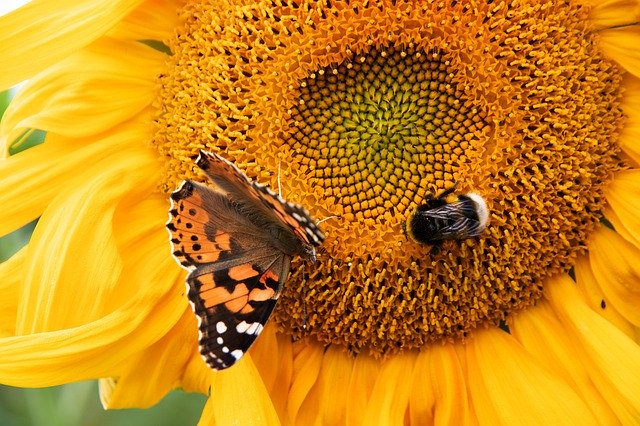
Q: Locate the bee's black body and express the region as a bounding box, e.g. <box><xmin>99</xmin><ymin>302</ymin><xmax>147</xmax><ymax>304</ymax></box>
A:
<box><xmin>405</xmin><ymin>184</ymin><xmax>489</xmax><ymax>248</ymax></box>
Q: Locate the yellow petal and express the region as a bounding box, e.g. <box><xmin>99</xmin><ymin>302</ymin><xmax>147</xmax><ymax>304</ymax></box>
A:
<box><xmin>0</xmin><ymin>196</ymin><xmax>185</xmax><ymax>386</ymax></box>
<box><xmin>248</xmin><ymin>322</ymin><xmax>281</xmax><ymax>395</ymax></box>
<box><xmin>107</xmin><ymin>0</ymin><xmax>183</xmax><ymax>41</ymax></box>
<box><xmin>0</xmin><ymin>247</ymin><xmax>26</xmax><ymax>337</ymax></box>
<box><xmin>15</xmin><ymin>146</ymin><xmax>156</xmax><ymax>332</ymax></box>
<box><xmin>181</xmin><ymin>351</ymin><xmax>214</xmax><ymax>396</ymax></box>
<box><xmin>466</xmin><ymin>327</ymin><xmax>597</xmax><ymax>425</ymax></box>
<box><xmin>588</xmin><ymin>226</ymin><xmax>640</xmax><ymax>327</ymax></box>
<box><xmin>314</xmin><ymin>346</ymin><xmax>354</xmax><ymax>425</ymax></box>
<box><xmin>209</xmin><ymin>357</ymin><xmax>280</xmax><ymax>425</ymax></box>
<box><xmin>574</xmin><ymin>254</ymin><xmax>638</xmax><ymax>341</ymax></box>
<box><xmin>100</xmin><ymin>309</ymin><xmax>197</xmax><ymax>408</ymax></box>
<box><xmin>0</xmin><ymin>282</ymin><xmax>184</xmax><ymax>387</ymax></box>
<box><xmin>510</xmin><ymin>298</ymin><xmax>619</xmax><ymax>424</ymax></box>
<box><xmin>287</xmin><ymin>341</ymin><xmax>323</xmax><ymax>424</ymax></box>
<box><xmin>0</xmin><ymin>38</ymin><xmax>163</xmax><ymax>147</ymax></box>
<box><xmin>362</xmin><ymin>352</ymin><xmax>418</xmax><ymax>425</ymax></box>
<box><xmin>0</xmin><ymin>126</ymin><xmax>150</xmax><ymax>237</ymax></box>
<box><xmin>412</xmin><ymin>344</ymin><xmax>472</xmax><ymax>426</ymax></box>
<box><xmin>98</xmin><ymin>377</ymin><xmax>117</xmax><ymax>408</ymax></box>
<box><xmin>198</xmin><ymin>396</ymin><xmax>217</xmax><ymax>426</ymax></box>
<box><xmin>346</xmin><ymin>353</ymin><xmax>379</xmax><ymax>426</ymax></box>
<box><xmin>0</xmin><ymin>0</ymin><xmax>145</xmax><ymax>90</ymax></box>
<box><xmin>408</xmin><ymin>350</ymin><xmax>436</xmax><ymax>425</ymax></box>
<box><xmin>249</xmin><ymin>323</ymin><xmax>293</xmax><ymax>421</ymax></box>
<box><xmin>545</xmin><ymin>274</ymin><xmax>640</xmax><ymax>422</ymax></box>
<box><xmin>586</xmin><ymin>0</ymin><xmax>640</xmax><ymax>30</ymax></box>
<box><xmin>618</xmin><ymin>75</ymin><xmax>640</xmax><ymax>165</ymax></box>
<box><xmin>599</xmin><ymin>24</ymin><xmax>640</xmax><ymax>77</ymax></box>
<box><xmin>606</xmin><ymin>169</ymin><xmax>640</xmax><ymax>248</ymax></box>
<box><xmin>269</xmin><ymin>332</ymin><xmax>294</xmax><ymax>419</ymax></box>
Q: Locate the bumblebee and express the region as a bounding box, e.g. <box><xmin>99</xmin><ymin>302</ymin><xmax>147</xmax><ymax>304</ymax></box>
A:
<box><xmin>405</xmin><ymin>183</ymin><xmax>489</xmax><ymax>248</ymax></box>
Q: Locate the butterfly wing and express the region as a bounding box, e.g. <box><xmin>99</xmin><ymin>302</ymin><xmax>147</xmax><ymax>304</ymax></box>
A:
<box><xmin>187</xmin><ymin>252</ymin><xmax>290</xmax><ymax>370</ymax></box>
<box><xmin>167</xmin><ymin>180</ymin><xmax>289</xmax><ymax>369</ymax></box>
<box><xmin>167</xmin><ymin>152</ymin><xmax>326</xmax><ymax>370</ymax></box>
<box><xmin>196</xmin><ymin>150</ymin><xmax>324</xmax><ymax>247</ymax></box>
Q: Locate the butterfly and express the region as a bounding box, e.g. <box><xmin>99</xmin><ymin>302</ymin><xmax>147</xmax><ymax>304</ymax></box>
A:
<box><xmin>166</xmin><ymin>150</ymin><xmax>325</xmax><ymax>370</ymax></box>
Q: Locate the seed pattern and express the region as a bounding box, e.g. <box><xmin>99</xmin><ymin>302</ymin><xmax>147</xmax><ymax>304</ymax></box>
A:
<box><xmin>153</xmin><ymin>0</ymin><xmax>625</xmax><ymax>355</ymax></box>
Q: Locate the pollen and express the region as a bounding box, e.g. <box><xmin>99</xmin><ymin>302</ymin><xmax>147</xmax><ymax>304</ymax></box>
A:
<box><xmin>153</xmin><ymin>0</ymin><xmax>625</xmax><ymax>356</ymax></box>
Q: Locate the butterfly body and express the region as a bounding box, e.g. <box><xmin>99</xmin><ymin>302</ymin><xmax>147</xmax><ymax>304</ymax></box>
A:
<box><xmin>167</xmin><ymin>151</ymin><xmax>324</xmax><ymax>370</ymax></box>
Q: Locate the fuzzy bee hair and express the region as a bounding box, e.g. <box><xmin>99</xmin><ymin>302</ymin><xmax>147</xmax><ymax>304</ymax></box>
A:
<box><xmin>405</xmin><ymin>184</ymin><xmax>489</xmax><ymax>248</ymax></box>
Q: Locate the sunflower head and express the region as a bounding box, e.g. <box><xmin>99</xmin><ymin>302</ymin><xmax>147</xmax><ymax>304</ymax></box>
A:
<box><xmin>153</xmin><ymin>0</ymin><xmax>625</xmax><ymax>356</ymax></box>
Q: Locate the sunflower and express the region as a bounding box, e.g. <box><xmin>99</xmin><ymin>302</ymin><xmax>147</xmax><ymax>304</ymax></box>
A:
<box><xmin>2</xmin><ymin>0</ymin><xmax>640</xmax><ymax>424</ymax></box>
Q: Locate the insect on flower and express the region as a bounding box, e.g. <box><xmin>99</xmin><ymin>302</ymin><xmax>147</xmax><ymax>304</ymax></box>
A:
<box><xmin>167</xmin><ymin>151</ymin><xmax>325</xmax><ymax>370</ymax></box>
<box><xmin>405</xmin><ymin>182</ymin><xmax>489</xmax><ymax>252</ymax></box>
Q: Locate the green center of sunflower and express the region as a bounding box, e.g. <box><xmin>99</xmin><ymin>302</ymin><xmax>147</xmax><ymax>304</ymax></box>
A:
<box><xmin>288</xmin><ymin>47</ymin><xmax>486</xmax><ymax>220</ymax></box>
<box><xmin>153</xmin><ymin>0</ymin><xmax>625</xmax><ymax>356</ymax></box>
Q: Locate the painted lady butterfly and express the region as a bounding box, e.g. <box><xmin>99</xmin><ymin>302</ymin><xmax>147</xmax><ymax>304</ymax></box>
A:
<box><xmin>167</xmin><ymin>150</ymin><xmax>325</xmax><ymax>370</ymax></box>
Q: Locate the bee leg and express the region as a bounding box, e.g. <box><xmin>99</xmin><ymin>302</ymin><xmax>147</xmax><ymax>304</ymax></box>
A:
<box><xmin>421</xmin><ymin>192</ymin><xmax>440</xmax><ymax>210</ymax></box>
<box><xmin>435</xmin><ymin>181</ymin><xmax>459</xmax><ymax>200</ymax></box>
<box><xmin>422</xmin><ymin>181</ymin><xmax>459</xmax><ymax>209</ymax></box>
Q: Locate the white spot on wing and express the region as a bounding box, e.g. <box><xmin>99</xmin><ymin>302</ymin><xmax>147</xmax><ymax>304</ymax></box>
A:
<box><xmin>236</xmin><ymin>321</ymin><xmax>250</xmax><ymax>333</ymax></box>
<box><xmin>247</xmin><ymin>322</ymin><xmax>263</xmax><ymax>335</ymax></box>
<box><xmin>231</xmin><ymin>349</ymin><xmax>244</xmax><ymax>360</ymax></box>
<box><xmin>236</xmin><ymin>321</ymin><xmax>264</xmax><ymax>335</ymax></box>
<box><xmin>216</xmin><ymin>321</ymin><xmax>228</xmax><ymax>334</ymax></box>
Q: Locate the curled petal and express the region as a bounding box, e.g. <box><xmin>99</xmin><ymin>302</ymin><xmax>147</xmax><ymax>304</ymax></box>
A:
<box><xmin>0</xmin><ymin>38</ymin><xmax>163</xmax><ymax>146</ymax></box>
<box><xmin>546</xmin><ymin>274</ymin><xmax>640</xmax><ymax>422</ymax></box>
<box><xmin>100</xmin><ymin>309</ymin><xmax>197</xmax><ymax>409</ymax></box>
<box><xmin>0</xmin><ymin>0</ymin><xmax>145</xmax><ymax>90</ymax></box>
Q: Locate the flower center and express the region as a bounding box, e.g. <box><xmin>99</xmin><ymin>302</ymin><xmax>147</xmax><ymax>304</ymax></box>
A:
<box><xmin>153</xmin><ymin>0</ymin><xmax>625</xmax><ymax>356</ymax></box>
<box><xmin>287</xmin><ymin>47</ymin><xmax>486</xmax><ymax>221</ymax></box>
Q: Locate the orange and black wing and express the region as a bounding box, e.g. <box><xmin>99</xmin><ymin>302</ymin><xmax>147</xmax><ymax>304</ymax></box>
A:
<box><xmin>167</xmin><ymin>179</ymin><xmax>289</xmax><ymax>369</ymax></box>
<box><xmin>187</xmin><ymin>254</ymin><xmax>290</xmax><ymax>369</ymax></box>
<box><xmin>195</xmin><ymin>150</ymin><xmax>324</xmax><ymax>247</ymax></box>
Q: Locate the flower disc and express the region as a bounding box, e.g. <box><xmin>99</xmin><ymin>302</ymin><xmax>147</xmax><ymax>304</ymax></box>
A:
<box><xmin>153</xmin><ymin>0</ymin><xmax>625</xmax><ymax>355</ymax></box>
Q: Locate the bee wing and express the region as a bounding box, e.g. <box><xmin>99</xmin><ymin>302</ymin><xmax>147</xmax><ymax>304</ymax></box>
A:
<box><xmin>419</xmin><ymin>201</ymin><xmax>483</xmax><ymax>239</ymax></box>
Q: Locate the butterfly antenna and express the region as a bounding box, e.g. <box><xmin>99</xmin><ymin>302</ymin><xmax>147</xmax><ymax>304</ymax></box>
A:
<box><xmin>317</xmin><ymin>215</ymin><xmax>338</xmax><ymax>225</ymax></box>
<box><xmin>277</xmin><ymin>157</ymin><xmax>282</xmax><ymax>197</ymax></box>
